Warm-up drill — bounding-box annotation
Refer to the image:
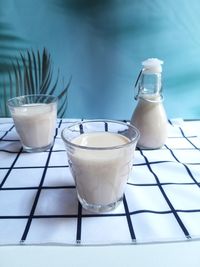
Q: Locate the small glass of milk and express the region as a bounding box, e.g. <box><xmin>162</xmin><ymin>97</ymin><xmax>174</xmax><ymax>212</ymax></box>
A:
<box><xmin>7</xmin><ymin>94</ymin><xmax>57</xmax><ymax>152</ymax></box>
<box><xmin>61</xmin><ymin>120</ymin><xmax>139</xmax><ymax>213</ymax></box>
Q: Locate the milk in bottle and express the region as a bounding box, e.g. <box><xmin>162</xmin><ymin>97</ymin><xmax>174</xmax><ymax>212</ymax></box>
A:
<box><xmin>130</xmin><ymin>58</ymin><xmax>168</xmax><ymax>149</ymax></box>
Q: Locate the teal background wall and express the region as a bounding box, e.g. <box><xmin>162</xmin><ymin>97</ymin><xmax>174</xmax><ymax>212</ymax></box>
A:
<box><xmin>0</xmin><ymin>0</ymin><xmax>200</xmax><ymax>119</ymax></box>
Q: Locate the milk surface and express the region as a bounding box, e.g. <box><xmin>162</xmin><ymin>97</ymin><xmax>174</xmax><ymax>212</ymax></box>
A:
<box><xmin>12</xmin><ymin>103</ymin><xmax>57</xmax><ymax>148</ymax></box>
<box><xmin>68</xmin><ymin>132</ymin><xmax>133</xmax><ymax>206</ymax></box>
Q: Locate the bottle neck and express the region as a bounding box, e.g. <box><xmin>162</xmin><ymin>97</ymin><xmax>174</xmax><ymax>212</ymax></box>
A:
<box><xmin>135</xmin><ymin>70</ymin><xmax>163</xmax><ymax>103</ymax></box>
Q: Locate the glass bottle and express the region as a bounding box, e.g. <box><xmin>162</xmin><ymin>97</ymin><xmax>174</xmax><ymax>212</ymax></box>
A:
<box><xmin>130</xmin><ymin>58</ymin><xmax>168</xmax><ymax>149</ymax></box>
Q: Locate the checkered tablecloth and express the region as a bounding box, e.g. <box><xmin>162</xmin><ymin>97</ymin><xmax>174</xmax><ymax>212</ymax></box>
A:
<box><xmin>0</xmin><ymin>118</ymin><xmax>200</xmax><ymax>245</ymax></box>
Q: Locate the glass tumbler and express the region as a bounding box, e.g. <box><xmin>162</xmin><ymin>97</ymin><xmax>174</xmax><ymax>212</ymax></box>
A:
<box><xmin>61</xmin><ymin>120</ymin><xmax>139</xmax><ymax>213</ymax></box>
<box><xmin>7</xmin><ymin>94</ymin><xmax>57</xmax><ymax>152</ymax></box>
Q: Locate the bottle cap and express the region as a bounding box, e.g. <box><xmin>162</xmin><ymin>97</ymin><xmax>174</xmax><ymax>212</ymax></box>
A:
<box><xmin>142</xmin><ymin>58</ymin><xmax>163</xmax><ymax>73</ymax></box>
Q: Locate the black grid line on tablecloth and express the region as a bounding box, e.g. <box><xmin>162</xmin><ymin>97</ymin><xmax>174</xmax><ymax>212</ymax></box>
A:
<box><xmin>138</xmin><ymin>148</ymin><xmax>190</xmax><ymax>239</ymax></box>
<box><xmin>0</xmin><ymin>119</ymin><xmax>200</xmax><ymax>245</ymax></box>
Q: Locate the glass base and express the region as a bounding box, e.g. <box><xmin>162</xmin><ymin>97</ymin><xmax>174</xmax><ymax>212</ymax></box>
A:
<box><xmin>137</xmin><ymin>144</ymin><xmax>164</xmax><ymax>150</ymax></box>
<box><xmin>22</xmin><ymin>142</ymin><xmax>53</xmax><ymax>153</ymax></box>
<box><xmin>78</xmin><ymin>194</ymin><xmax>123</xmax><ymax>213</ymax></box>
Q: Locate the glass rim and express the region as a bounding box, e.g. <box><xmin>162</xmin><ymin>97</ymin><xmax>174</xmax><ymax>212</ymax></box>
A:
<box><xmin>61</xmin><ymin>119</ymin><xmax>140</xmax><ymax>151</ymax></box>
<box><xmin>7</xmin><ymin>94</ymin><xmax>58</xmax><ymax>107</ymax></box>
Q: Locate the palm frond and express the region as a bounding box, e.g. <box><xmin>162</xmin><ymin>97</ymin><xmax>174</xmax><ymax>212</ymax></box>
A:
<box><xmin>8</xmin><ymin>72</ymin><xmax>13</xmax><ymax>98</ymax></box>
<box><xmin>2</xmin><ymin>48</ymin><xmax>71</xmax><ymax>117</ymax></box>
<box><xmin>27</xmin><ymin>51</ymin><xmax>35</xmax><ymax>94</ymax></box>
<box><xmin>37</xmin><ymin>50</ymin><xmax>42</xmax><ymax>91</ymax></box>
<box><xmin>57</xmin><ymin>76</ymin><xmax>72</xmax><ymax>118</ymax></box>
<box><xmin>48</xmin><ymin>69</ymin><xmax>60</xmax><ymax>96</ymax></box>
<box><xmin>31</xmin><ymin>50</ymin><xmax>38</xmax><ymax>93</ymax></box>
<box><xmin>40</xmin><ymin>65</ymin><xmax>53</xmax><ymax>94</ymax></box>
<box><xmin>11</xmin><ymin>61</ymin><xmax>19</xmax><ymax>96</ymax></box>
<box><xmin>3</xmin><ymin>80</ymin><xmax>8</xmax><ymax>116</ymax></box>
<box><xmin>15</xmin><ymin>58</ymin><xmax>23</xmax><ymax>95</ymax></box>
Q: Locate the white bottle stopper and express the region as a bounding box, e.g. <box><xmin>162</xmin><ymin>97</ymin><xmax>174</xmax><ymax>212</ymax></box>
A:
<box><xmin>142</xmin><ymin>58</ymin><xmax>164</xmax><ymax>74</ymax></box>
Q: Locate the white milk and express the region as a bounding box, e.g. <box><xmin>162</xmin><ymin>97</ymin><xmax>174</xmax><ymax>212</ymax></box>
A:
<box><xmin>131</xmin><ymin>58</ymin><xmax>168</xmax><ymax>149</ymax></box>
<box><xmin>131</xmin><ymin>95</ymin><xmax>168</xmax><ymax>149</ymax></box>
<box><xmin>68</xmin><ymin>132</ymin><xmax>133</xmax><ymax>206</ymax></box>
<box><xmin>12</xmin><ymin>103</ymin><xmax>57</xmax><ymax>148</ymax></box>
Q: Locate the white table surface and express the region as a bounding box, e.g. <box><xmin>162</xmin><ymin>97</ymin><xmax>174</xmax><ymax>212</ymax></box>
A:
<box><xmin>1</xmin><ymin>240</ymin><xmax>200</xmax><ymax>267</ymax></box>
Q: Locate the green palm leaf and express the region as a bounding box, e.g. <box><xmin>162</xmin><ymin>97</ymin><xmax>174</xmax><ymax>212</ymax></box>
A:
<box><xmin>2</xmin><ymin>48</ymin><xmax>71</xmax><ymax>118</ymax></box>
<box><xmin>57</xmin><ymin>76</ymin><xmax>72</xmax><ymax>117</ymax></box>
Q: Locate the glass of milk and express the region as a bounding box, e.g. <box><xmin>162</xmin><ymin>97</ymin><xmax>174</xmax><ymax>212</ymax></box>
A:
<box><xmin>61</xmin><ymin>120</ymin><xmax>140</xmax><ymax>213</ymax></box>
<box><xmin>7</xmin><ymin>94</ymin><xmax>57</xmax><ymax>152</ymax></box>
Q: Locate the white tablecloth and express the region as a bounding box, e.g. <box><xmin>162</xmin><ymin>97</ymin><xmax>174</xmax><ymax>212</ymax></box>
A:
<box><xmin>0</xmin><ymin>118</ymin><xmax>200</xmax><ymax>245</ymax></box>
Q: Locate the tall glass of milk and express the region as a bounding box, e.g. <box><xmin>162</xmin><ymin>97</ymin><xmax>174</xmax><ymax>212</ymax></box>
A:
<box><xmin>61</xmin><ymin>120</ymin><xmax>139</xmax><ymax>213</ymax></box>
<box><xmin>7</xmin><ymin>94</ymin><xmax>57</xmax><ymax>152</ymax></box>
